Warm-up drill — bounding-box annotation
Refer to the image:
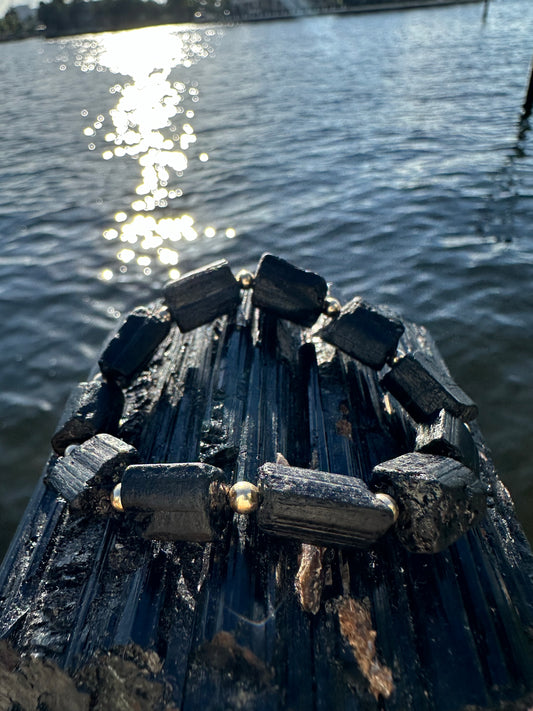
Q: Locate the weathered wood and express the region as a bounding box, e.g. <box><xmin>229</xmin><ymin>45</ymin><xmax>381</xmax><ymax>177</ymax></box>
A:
<box><xmin>257</xmin><ymin>462</ymin><xmax>396</xmax><ymax>548</ymax></box>
<box><xmin>163</xmin><ymin>259</ymin><xmax>241</xmax><ymax>332</ymax></box>
<box><xmin>252</xmin><ymin>253</ymin><xmax>328</xmax><ymax>326</ymax></box>
<box><xmin>382</xmin><ymin>350</ymin><xmax>479</xmax><ymax>422</ymax></box>
<box><xmin>1</xmin><ymin>301</ymin><xmax>533</xmax><ymax>711</ymax></box>
<box><xmin>51</xmin><ymin>377</ymin><xmax>124</xmax><ymax>455</ymax></box>
<box><xmin>319</xmin><ymin>296</ymin><xmax>404</xmax><ymax>369</ymax></box>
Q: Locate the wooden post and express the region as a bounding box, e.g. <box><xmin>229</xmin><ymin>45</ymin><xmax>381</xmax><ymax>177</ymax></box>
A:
<box><xmin>522</xmin><ymin>57</ymin><xmax>533</xmax><ymax>121</ymax></box>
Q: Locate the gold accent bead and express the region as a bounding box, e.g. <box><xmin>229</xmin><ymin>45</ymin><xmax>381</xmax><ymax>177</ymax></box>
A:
<box><xmin>228</xmin><ymin>481</ymin><xmax>260</xmax><ymax>514</ymax></box>
<box><xmin>236</xmin><ymin>269</ymin><xmax>254</xmax><ymax>289</ymax></box>
<box><xmin>375</xmin><ymin>492</ymin><xmax>399</xmax><ymax>522</ymax></box>
<box><xmin>323</xmin><ymin>296</ymin><xmax>342</xmax><ymax>318</ymax></box>
<box><xmin>110</xmin><ymin>483</ymin><xmax>124</xmax><ymax>512</ymax></box>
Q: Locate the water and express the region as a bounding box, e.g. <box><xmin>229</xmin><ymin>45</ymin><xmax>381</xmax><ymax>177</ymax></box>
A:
<box><xmin>1</xmin><ymin>0</ymin><xmax>532</xmax><ymax>559</ymax></box>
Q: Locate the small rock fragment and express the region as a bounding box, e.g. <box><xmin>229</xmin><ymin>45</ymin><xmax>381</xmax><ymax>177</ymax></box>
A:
<box><xmin>336</xmin><ymin>596</ymin><xmax>394</xmax><ymax>700</ymax></box>
<box><xmin>196</xmin><ymin>631</ymin><xmax>273</xmax><ymax>688</ymax></box>
<box><xmin>295</xmin><ymin>543</ymin><xmax>327</xmax><ymax>615</ymax></box>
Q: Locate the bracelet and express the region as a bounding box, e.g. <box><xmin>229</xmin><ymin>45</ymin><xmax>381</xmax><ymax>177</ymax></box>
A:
<box><xmin>45</xmin><ymin>253</ymin><xmax>487</xmax><ymax>555</ymax></box>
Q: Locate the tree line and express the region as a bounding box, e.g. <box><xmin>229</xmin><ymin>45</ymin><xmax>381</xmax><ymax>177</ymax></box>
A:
<box><xmin>0</xmin><ymin>7</ymin><xmax>37</xmax><ymax>39</ymax></box>
<box><xmin>37</xmin><ymin>0</ymin><xmax>203</xmax><ymax>36</ymax></box>
<box><xmin>0</xmin><ymin>0</ymin><xmax>221</xmax><ymax>40</ymax></box>
<box><xmin>0</xmin><ymin>0</ymin><xmax>424</xmax><ymax>42</ymax></box>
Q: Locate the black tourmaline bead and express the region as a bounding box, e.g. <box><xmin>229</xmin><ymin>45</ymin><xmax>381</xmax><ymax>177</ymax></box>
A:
<box><xmin>415</xmin><ymin>409</ymin><xmax>479</xmax><ymax>473</ymax></box>
<box><xmin>51</xmin><ymin>377</ymin><xmax>124</xmax><ymax>456</ymax></box>
<box><xmin>257</xmin><ymin>462</ymin><xmax>396</xmax><ymax>548</ymax></box>
<box><xmin>120</xmin><ymin>463</ymin><xmax>227</xmax><ymax>542</ymax></box>
<box><xmin>319</xmin><ymin>296</ymin><xmax>405</xmax><ymax>370</ymax></box>
<box><xmin>252</xmin><ymin>254</ymin><xmax>328</xmax><ymax>327</ymax></box>
<box><xmin>46</xmin><ymin>434</ymin><xmax>137</xmax><ymax>511</ymax></box>
<box><xmin>371</xmin><ymin>452</ymin><xmax>487</xmax><ymax>554</ymax></box>
<box><xmin>99</xmin><ymin>303</ymin><xmax>171</xmax><ymax>387</ymax></box>
<box><xmin>381</xmin><ymin>351</ymin><xmax>478</xmax><ymax>423</ymax></box>
<box><xmin>163</xmin><ymin>259</ymin><xmax>241</xmax><ymax>332</ymax></box>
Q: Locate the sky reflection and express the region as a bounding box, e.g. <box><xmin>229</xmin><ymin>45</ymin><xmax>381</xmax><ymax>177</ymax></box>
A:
<box><xmin>63</xmin><ymin>25</ymin><xmax>235</xmax><ymax>281</ymax></box>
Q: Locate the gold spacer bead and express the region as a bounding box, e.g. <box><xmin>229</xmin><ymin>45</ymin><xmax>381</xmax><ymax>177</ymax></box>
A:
<box><xmin>322</xmin><ymin>296</ymin><xmax>342</xmax><ymax>318</ymax></box>
<box><xmin>375</xmin><ymin>492</ymin><xmax>399</xmax><ymax>522</ymax></box>
<box><xmin>228</xmin><ymin>481</ymin><xmax>260</xmax><ymax>514</ymax></box>
<box><xmin>236</xmin><ymin>269</ymin><xmax>254</xmax><ymax>289</ymax></box>
<box><xmin>110</xmin><ymin>483</ymin><xmax>124</xmax><ymax>512</ymax></box>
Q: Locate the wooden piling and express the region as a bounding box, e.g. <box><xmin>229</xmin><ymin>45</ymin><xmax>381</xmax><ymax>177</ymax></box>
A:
<box><xmin>522</xmin><ymin>57</ymin><xmax>533</xmax><ymax>121</ymax></box>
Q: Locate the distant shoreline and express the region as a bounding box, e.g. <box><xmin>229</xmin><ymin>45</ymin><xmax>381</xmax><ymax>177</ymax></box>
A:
<box><xmin>0</xmin><ymin>0</ymin><xmax>487</xmax><ymax>43</ymax></box>
<box><xmin>233</xmin><ymin>0</ymin><xmax>485</xmax><ymax>23</ymax></box>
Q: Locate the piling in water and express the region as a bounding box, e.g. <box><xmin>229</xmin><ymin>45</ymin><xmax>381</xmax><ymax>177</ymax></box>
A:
<box><xmin>522</xmin><ymin>57</ymin><xmax>533</xmax><ymax>121</ymax></box>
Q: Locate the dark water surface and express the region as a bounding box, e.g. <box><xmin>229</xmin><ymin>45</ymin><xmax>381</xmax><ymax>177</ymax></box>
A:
<box><xmin>1</xmin><ymin>0</ymin><xmax>533</xmax><ymax>558</ymax></box>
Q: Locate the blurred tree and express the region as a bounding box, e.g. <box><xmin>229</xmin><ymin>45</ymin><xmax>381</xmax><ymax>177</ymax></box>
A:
<box><xmin>0</xmin><ymin>8</ymin><xmax>24</xmax><ymax>39</ymax></box>
<box><xmin>38</xmin><ymin>0</ymin><xmax>70</xmax><ymax>34</ymax></box>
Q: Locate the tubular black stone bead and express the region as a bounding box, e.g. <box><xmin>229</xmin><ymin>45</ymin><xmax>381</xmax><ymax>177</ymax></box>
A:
<box><xmin>45</xmin><ymin>434</ymin><xmax>138</xmax><ymax>510</ymax></box>
<box><xmin>99</xmin><ymin>304</ymin><xmax>171</xmax><ymax>387</ymax></box>
<box><xmin>51</xmin><ymin>378</ymin><xmax>124</xmax><ymax>456</ymax></box>
<box><xmin>371</xmin><ymin>452</ymin><xmax>487</xmax><ymax>554</ymax></box>
<box><xmin>381</xmin><ymin>351</ymin><xmax>479</xmax><ymax>423</ymax></box>
<box><xmin>257</xmin><ymin>462</ymin><xmax>396</xmax><ymax>549</ymax></box>
<box><xmin>120</xmin><ymin>462</ymin><xmax>223</xmax><ymax>511</ymax></box>
<box><xmin>120</xmin><ymin>463</ymin><xmax>226</xmax><ymax>541</ymax></box>
<box><xmin>163</xmin><ymin>259</ymin><xmax>241</xmax><ymax>332</ymax></box>
<box><xmin>251</xmin><ymin>253</ymin><xmax>328</xmax><ymax>327</ymax></box>
<box><xmin>415</xmin><ymin>409</ymin><xmax>479</xmax><ymax>474</ymax></box>
<box><xmin>318</xmin><ymin>296</ymin><xmax>405</xmax><ymax>370</ymax></box>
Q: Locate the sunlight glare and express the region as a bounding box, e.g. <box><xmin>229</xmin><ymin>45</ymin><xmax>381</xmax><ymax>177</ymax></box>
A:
<box><xmin>71</xmin><ymin>26</ymin><xmax>235</xmax><ymax>279</ymax></box>
<box><xmin>99</xmin><ymin>268</ymin><xmax>114</xmax><ymax>281</ymax></box>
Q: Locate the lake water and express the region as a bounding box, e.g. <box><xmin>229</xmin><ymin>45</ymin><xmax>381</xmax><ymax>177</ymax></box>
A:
<box><xmin>1</xmin><ymin>0</ymin><xmax>532</xmax><ymax>558</ymax></box>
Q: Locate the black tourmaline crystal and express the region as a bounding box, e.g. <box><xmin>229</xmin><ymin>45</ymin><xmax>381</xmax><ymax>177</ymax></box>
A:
<box><xmin>51</xmin><ymin>377</ymin><xmax>124</xmax><ymax>455</ymax></box>
<box><xmin>371</xmin><ymin>452</ymin><xmax>486</xmax><ymax>554</ymax></box>
<box><xmin>46</xmin><ymin>434</ymin><xmax>138</xmax><ymax>511</ymax></box>
<box><xmin>381</xmin><ymin>351</ymin><xmax>478</xmax><ymax>422</ymax></box>
<box><xmin>121</xmin><ymin>463</ymin><xmax>227</xmax><ymax>542</ymax></box>
<box><xmin>319</xmin><ymin>296</ymin><xmax>404</xmax><ymax>370</ymax></box>
<box><xmin>415</xmin><ymin>409</ymin><xmax>479</xmax><ymax>473</ymax></box>
<box><xmin>164</xmin><ymin>259</ymin><xmax>241</xmax><ymax>332</ymax></box>
<box><xmin>257</xmin><ymin>462</ymin><xmax>396</xmax><ymax>548</ymax></box>
<box><xmin>99</xmin><ymin>304</ymin><xmax>171</xmax><ymax>387</ymax></box>
<box><xmin>252</xmin><ymin>254</ymin><xmax>328</xmax><ymax>327</ymax></box>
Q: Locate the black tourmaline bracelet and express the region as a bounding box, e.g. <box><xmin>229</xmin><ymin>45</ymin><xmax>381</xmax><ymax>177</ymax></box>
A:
<box><xmin>46</xmin><ymin>253</ymin><xmax>487</xmax><ymax>555</ymax></box>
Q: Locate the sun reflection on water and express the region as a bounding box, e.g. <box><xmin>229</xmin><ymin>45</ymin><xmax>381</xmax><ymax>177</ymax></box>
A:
<box><xmin>62</xmin><ymin>25</ymin><xmax>235</xmax><ymax>281</ymax></box>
